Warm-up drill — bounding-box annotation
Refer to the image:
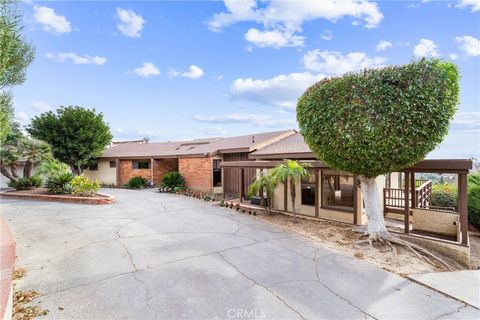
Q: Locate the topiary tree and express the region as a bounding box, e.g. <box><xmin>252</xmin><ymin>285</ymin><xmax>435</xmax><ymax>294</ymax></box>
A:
<box><xmin>297</xmin><ymin>59</ymin><xmax>459</xmax><ymax>241</ymax></box>
<box><xmin>27</xmin><ymin>106</ymin><xmax>112</xmax><ymax>175</ymax></box>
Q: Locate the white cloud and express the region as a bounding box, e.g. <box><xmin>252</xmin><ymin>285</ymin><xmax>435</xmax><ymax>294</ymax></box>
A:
<box><xmin>208</xmin><ymin>0</ymin><xmax>382</xmax><ymax>48</ymax></box>
<box><xmin>46</xmin><ymin>52</ymin><xmax>107</xmax><ymax>65</ymax></box>
<box><xmin>133</xmin><ymin>62</ymin><xmax>160</xmax><ymax>77</ymax></box>
<box><xmin>413</xmin><ymin>39</ymin><xmax>439</xmax><ymax>57</ymax></box>
<box><xmin>456</xmin><ymin>0</ymin><xmax>480</xmax><ymax>12</ymax></box>
<box><xmin>302</xmin><ymin>50</ymin><xmax>386</xmax><ymax>75</ymax></box>
<box><xmin>33</xmin><ymin>6</ymin><xmax>72</xmax><ymax>34</ymax></box>
<box><xmin>193</xmin><ymin>112</ymin><xmax>296</xmax><ymax>128</ymax></box>
<box><xmin>449</xmin><ymin>53</ymin><xmax>459</xmax><ymax>60</ymax></box>
<box><xmin>14</xmin><ymin>111</ymin><xmax>29</xmax><ymax>123</ymax></box>
<box><xmin>245</xmin><ymin>28</ymin><xmax>304</xmax><ymax>48</ymax></box>
<box><xmin>320</xmin><ymin>30</ymin><xmax>333</xmax><ymax>41</ymax></box>
<box><xmin>32</xmin><ymin>101</ymin><xmax>52</xmax><ymax>112</ymax></box>
<box><xmin>376</xmin><ymin>40</ymin><xmax>392</xmax><ymax>51</ymax></box>
<box><xmin>116</xmin><ymin>8</ymin><xmax>145</xmax><ymax>38</ymax></box>
<box><xmin>170</xmin><ymin>65</ymin><xmax>205</xmax><ymax>79</ymax></box>
<box><xmin>450</xmin><ymin>111</ymin><xmax>480</xmax><ymax>134</ymax></box>
<box><xmin>198</xmin><ymin>126</ymin><xmax>227</xmax><ymax>136</ymax></box>
<box><xmin>230</xmin><ymin>72</ymin><xmax>325</xmax><ymax>109</ymax></box>
<box><xmin>456</xmin><ymin>35</ymin><xmax>480</xmax><ymax>56</ymax></box>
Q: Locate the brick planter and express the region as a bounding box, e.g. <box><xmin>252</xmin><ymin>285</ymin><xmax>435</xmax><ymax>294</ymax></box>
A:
<box><xmin>0</xmin><ymin>219</ymin><xmax>15</xmax><ymax>320</ymax></box>
<box><xmin>0</xmin><ymin>191</ymin><xmax>115</xmax><ymax>205</ymax></box>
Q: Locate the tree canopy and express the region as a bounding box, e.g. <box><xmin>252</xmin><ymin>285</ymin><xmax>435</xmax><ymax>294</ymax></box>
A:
<box><xmin>27</xmin><ymin>106</ymin><xmax>113</xmax><ymax>174</ymax></box>
<box><xmin>297</xmin><ymin>59</ymin><xmax>459</xmax><ymax>178</ymax></box>
<box><xmin>0</xmin><ymin>0</ymin><xmax>35</xmax><ymax>89</ymax></box>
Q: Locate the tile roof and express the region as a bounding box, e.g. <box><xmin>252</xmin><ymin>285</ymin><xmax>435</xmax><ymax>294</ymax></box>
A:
<box><xmin>249</xmin><ymin>132</ymin><xmax>315</xmax><ymax>159</ymax></box>
<box><xmin>100</xmin><ymin>130</ymin><xmax>295</xmax><ymax>158</ymax></box>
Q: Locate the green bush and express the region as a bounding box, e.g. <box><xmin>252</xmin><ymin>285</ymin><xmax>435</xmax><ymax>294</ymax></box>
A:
<box><xmin>468</xmin><ymin>172</ymin><xmax>480</xmax><ymax>229</ymax></box>
<box><xmin>8</xmin><ymin>176</ymin><xmax>43</xmax><ymax>190</ymax></box>
<box><xmin>46</xmin><ymin>173</ymin><xmax>74</xmax><ymax>194</ymax></box>
<box><xmin>160</xmin><ymin>172</ymin><xmax>184</xmax><ymax>191</ymax></box>
<box><xmin>297</xmin><ymin>59</ymin><xmax>459</xmax><ymax>177</ymax></box>
<box><xmin>36</xmin><ymin>158</ymin><xmax>71</xmax><ymax>178</ymax></box>
<box><xmin>123</xmin><ymin>176</ymin><xmax>148</xmax><ymax>189</ymax></box>
<box><xmin>430</xmin><ymin>184</ymin><xmax>457</xmax><ymax>209</ymax></box>
<box><xmin>71</xmin><ymin>175</ymin><xmax>100</xmax><ymax>196</ymax></box>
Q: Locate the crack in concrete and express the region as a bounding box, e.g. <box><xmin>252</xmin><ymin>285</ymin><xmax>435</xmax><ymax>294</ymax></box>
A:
<box><xmin>313</xmin><ymin>256</ymin><xmax>378</xmax><ymax>320</ymax></box>
<box><xmin>430</xmin><ymin>304</ymin><xmax>468</xmax><ymax>320</ymax></box>
<box><xmin>217</xmin><ymin>252</ymin><xmax>306</xmax><ymax>320</ymax></box>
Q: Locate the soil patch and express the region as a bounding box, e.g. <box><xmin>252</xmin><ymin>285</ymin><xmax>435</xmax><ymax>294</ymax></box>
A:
<box><xmin>257</xmin><ymin>213</ymin><xmax>456</xmax><ymax>275</ymax></box>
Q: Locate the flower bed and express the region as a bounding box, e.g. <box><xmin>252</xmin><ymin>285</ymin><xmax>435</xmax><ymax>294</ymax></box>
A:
<box><xmin>0</xmin><ymin>188</ymin><xmax>114</xmax><ymax>205</ymax></box>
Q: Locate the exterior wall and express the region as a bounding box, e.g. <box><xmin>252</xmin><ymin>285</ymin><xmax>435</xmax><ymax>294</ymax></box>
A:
<box><xmin>223</xmin><ymin>153</ymin><xmax>255</xmax><ymax>197</ymax></box>
<box><xmin>118</xmin><ymin>159</ymin><xmax>151</xmax><ymax>186</ymax></box>
<box><xmin>179</xmin><ymin>157</ymin><xmax>213</xmax><ymax>192</ymax></box>
<box><xmin>84</xmin><ymin>160</ymin><xmax>116</xmax><ymax>185</ymax></box>
<box><xmin>153</xmin><ymin>159</ymin><xmax>178</xmax><ymax>185</ymax></box>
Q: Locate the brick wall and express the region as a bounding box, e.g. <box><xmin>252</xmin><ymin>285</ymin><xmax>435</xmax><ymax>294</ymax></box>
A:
<box><xmin>153</xmin><ymin>159</ymin><xmax>178</xmax><ymax>185</ymax></box>
<box><xmin>179</xmin><ymin>157</ymin><xmax>212</xmax><ymax>192</ymax></box>
<box><xmin>118</xmin><ymin>159</ymin><xmax>179</xmax><ymax>186</ymax></box>
<box><xmin>118</xmin><ymin>160</ymin><xmax>151</xmax><ymax>186</ymax></box>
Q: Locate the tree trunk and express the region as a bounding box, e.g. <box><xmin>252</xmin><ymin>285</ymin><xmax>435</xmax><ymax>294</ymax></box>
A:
<box><xmin>360</xmin><ymin>176</ymin><xmax>388</xmax><ymax>240</ymax></box>
<box><xmin>0</xmin><ymin>165</ymin><xmax>15</xmax><ymax>181</ymax></box>
<box><xmin>290</xmin><ymin>178</ymin><xmax>296</xmax><ymax>219</ymax></box>
<box><xmin>23</xmin><ymin>160</ymin><xmax>32</xmax><ymax>178</ymax></box>
<box><xmin>10</xmin><ymin>162</ymin><xmax>19</xmax><ymax>179</ymax></box>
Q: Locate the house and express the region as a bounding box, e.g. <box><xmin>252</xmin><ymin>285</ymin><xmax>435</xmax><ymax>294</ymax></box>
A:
<box><xmin>83</xmin><ymin>130</ymin><xmax>296</xmax><ymax>193</ymax></box>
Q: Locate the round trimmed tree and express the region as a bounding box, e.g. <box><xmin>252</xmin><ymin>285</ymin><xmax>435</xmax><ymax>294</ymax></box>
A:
<box><xmin>297</xmin><ymin>59</ymin><xmax>459</xmax><ymax>240</ymax></box>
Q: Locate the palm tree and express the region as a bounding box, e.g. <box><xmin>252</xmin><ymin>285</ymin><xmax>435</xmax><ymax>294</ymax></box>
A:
<box><xmin>271</xmin><ymin>160</ymin><xmax>310</xmax><ymax>219</ymax></box>
<box><xmin>18</xmin><ymin>138</ymin><xmax>51</xmax><ymax>178</ymax></box>
<box><xmin>248</xmin><ymin>172</ymin><xmax>278</xmax><ymax>215</ymax></box>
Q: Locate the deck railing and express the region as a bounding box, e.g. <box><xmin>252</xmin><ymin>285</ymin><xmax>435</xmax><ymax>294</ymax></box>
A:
<box><xmin>383</xmin><ymin>179</ymin><xmax>432</xmax><ymax>213</ymax></box>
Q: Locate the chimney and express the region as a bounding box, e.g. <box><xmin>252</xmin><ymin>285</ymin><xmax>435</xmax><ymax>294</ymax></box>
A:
<box><xmin>252</xmin><ymin>135</ymin><xmax>255</xmax><ymax>144</ymax></box>
<box><xmin>143</xmin><ymin>137</ymin><xmax>150</xmax><ymax>144</ymax></box>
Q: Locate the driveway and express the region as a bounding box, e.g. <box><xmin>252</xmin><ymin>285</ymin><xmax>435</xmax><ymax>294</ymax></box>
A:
<box><xmin>1</xmin><ymin>189</ymin><xmax>478</xmax><ymax>319</ymax></box>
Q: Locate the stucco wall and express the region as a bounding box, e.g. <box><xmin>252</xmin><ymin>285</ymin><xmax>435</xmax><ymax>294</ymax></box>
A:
<box><xmin>84</xmin><ymin>160</ymin><xmax>116</xmax><ymax>185</ymax></box>
<box><xmin>179</xmin><ymin>157</ymin><xmax>212</xmax><ymax>192</ymax></box>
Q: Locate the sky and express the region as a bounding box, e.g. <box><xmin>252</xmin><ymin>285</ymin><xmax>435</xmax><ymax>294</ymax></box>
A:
<box><xmin>12</xmin><ymin>0</ymin><xmax>480</xmax><ymax>159</ymax></box>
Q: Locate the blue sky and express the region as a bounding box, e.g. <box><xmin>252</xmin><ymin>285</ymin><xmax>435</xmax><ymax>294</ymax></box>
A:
<box><xmin>13</xmin><ymin>0</ymin><xmax>480</xmax><ymax>159</ymax></box>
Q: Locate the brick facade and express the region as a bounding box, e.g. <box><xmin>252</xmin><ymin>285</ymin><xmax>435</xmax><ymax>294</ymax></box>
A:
<box><xmin>179</xmin><ymin>157</ymin><xmax>213</xmax><ymax>192</ymax></box>
<box><xmin>118</xmin><ymin>159</ymin><xmax>178</xmax><ymax>186</ymax></box>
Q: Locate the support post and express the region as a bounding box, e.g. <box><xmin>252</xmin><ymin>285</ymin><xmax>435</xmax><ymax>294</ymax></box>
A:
<box><xmin>284</xmin><ymin>178</ymin><xmax>288</xmax><ymax>212</ymax></box>
<box><xmin>353</xmin><ymin>178</ymin><xmax>360</xmax><ymax>225</ymax></box>
<box><xmin>116</xmin><ymin>159</ymin><xmax>120</xmax><ymax>187</ymax></box>
<box><xmin>458</xmin><ymin>173</ymin><xmax>468</xmax><ymax>245</ymax></box>
<box><xmin>239</xmin><ymin>168</ymin><xmax>245</xmax><ymax>203</ymax></box>
<box><xmin>315</xmin><ymin>170</ymin><xmax>319</xmax><ymax>218</ymax></box>
<box><xmin>222</xmin><ymin>167</ymin><xmax>225</xmax><ymax>199</ymax></box>
<box><xmin>404</xmin><ymin>172</ymin><xmax>410</xmax><ymax>234</ymax></box>
<box><xmin>150</xmin><ymin>158</ymin><xmax>154</xmax><ymax>185</ymax></box>
<box><xmin>410</xmin><ymin>172</ymin><xmax>416</xmax><ymax>209</ymax></box>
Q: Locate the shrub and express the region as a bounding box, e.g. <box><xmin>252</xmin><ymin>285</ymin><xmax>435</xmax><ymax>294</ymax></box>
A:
<box><xmin>71</xmin><ymin>175</ymin><xmax>100</xmax><ymax>196</ymax></box>
<box><xmin>160</xmin><ymin>172</ymin><xmax>184</xmax><ymax>190</ymax></box>
<box><xmin>430</xmin><ymin>184</ymin><xmax>457</xmax><ymax>209</ymax></box>
<box><xmin>36</xmin><ymin>158</ymin><xmax>71</xmax><ymax>178</ymax></box>
<box><xmin>8</xmin><ymin>176</ymin><xmax>43</xmax><ymax>190</ymax></box>
<box><xmin>46</xmin><ymin>173</ymin><xmax>74</xmax><ymax>194</ymax></box>
<box><xmin>124</xmin><ymin>176</ymin><xmax>148</xmax><ymax>189</ymax></box>
<box><xmin>468</xmin><ymin>172</ymin><xmax>480</xmax><ymax>229</ymax></box>
<box><xmin>173</xmin><ymin>186</ymin><xmax>182</xmax><ymax>193</ymax></box>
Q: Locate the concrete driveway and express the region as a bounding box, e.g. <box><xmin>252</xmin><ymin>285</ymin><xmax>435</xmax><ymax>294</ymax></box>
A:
<box><xmin>1</xmin><ymin>189</ymin><xmax>479</xmax><ymax>320</ymax></box>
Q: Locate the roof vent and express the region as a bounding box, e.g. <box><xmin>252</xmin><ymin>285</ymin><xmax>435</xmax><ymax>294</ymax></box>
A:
<box><xmin>252</xmin><ymin>135</ymin><xmax>255</xmax><ymax>144</ymax></box>
<box><xmin>143</xmin><ymin>137</ymin><xmax>150</xmax><ymax>144</ymax></box>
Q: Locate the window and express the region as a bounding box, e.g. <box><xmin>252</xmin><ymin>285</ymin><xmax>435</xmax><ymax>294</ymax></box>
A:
<box><xmin>109</xmin><ymin>161</ymin><xmax>116</xmax><ymax>168</ymax></box>
<box><xmin>213</xmin><ymin>159</ymin><xmax>222</xmax><ymax>187</ymax></box>
<box><xmin>89</xmin><ymin>161</ymin><xmax>98</xmax><ymax>171</ymax></box>
<box><xmin>322</xmin><ymin>173</ymin><xmax>354</xmax><ymax>212</ymax></box>
<box><xmin>301</xmin><ymin>172</ymin><xmax>315</xmax><ymax>206</ymax></box>
<box><xmin>133</xmin><ymin>161</ymin><xmax>150</xmax><ymax>169</ymax></box>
